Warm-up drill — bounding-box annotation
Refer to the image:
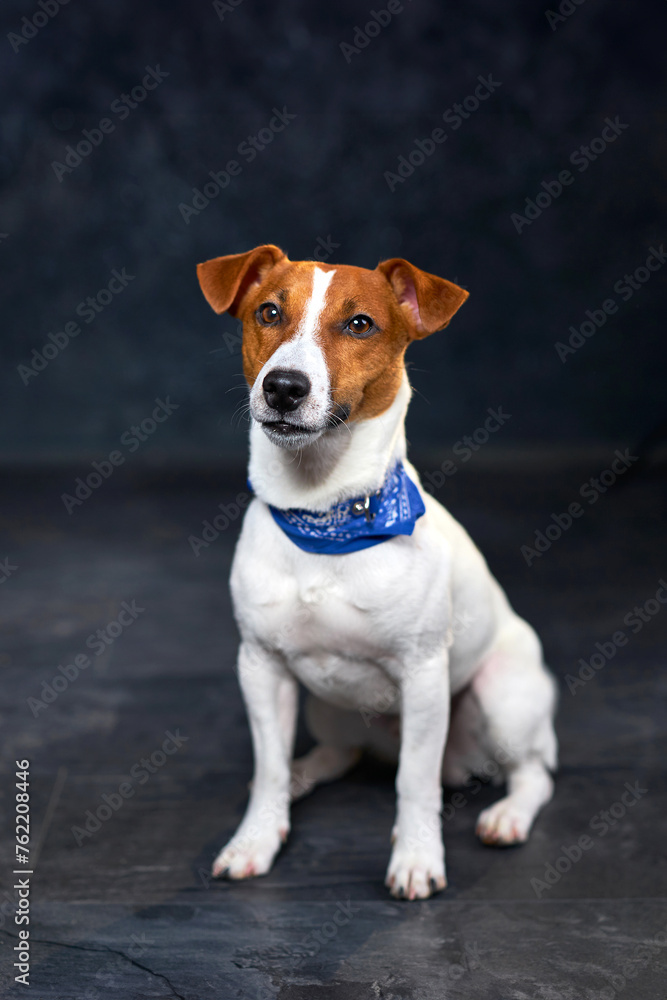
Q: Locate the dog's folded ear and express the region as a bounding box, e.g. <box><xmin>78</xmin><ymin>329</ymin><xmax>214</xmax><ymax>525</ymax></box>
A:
<box><xmin>197</xmin><ymin>245</ymin><xmax>286</xmax><ymax>316</ymax></box>
<box><xmin>376</xmin><ymin>258</ymin><xmax>469</xmax><ymax>338</ymax></box>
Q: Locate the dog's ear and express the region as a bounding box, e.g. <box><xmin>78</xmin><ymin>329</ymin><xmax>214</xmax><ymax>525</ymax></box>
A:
<box><xmin>197</xmin><ymin>244</ymin><xmax>286</xmax><ymax>316</ymax></box>
<box><xmin>376</xmin><ymin>258</ymin><xmax>469</xmax><ymax>339</ymax></box>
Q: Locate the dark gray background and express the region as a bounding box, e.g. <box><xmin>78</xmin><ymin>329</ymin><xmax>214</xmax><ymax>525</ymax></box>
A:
<box><xmin>1</xmin><ymin>0</ymin><xmax>665</xmax><ymax>464</ymax></box>
<box><xmin>1</xmin><ymin>7</ymin><xmax>666</xmax><ymax>998</ymax></box>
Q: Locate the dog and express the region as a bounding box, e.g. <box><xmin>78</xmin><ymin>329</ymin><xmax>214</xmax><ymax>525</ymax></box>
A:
<box><xmin>197</xmin><ymin>245</ymin><xmax>558</xmax><ymax>900</ymax></box>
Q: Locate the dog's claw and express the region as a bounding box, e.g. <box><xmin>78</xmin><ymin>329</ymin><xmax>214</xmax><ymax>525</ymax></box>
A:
<box><xmin>386</xmin><ymin>842</ymin><xmax>447</xmax><ymax>900</ymax></box>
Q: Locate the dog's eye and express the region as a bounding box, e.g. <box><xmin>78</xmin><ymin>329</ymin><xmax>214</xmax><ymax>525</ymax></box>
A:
<box><xmin>347</xmin><ymin>314</ymin><xmax>374</xmax><ymax>337</ymax></box>
<box><xmin>258</xmin><ymin>303</ymin><xmax>281</xmax><ymax>325</ymax></box>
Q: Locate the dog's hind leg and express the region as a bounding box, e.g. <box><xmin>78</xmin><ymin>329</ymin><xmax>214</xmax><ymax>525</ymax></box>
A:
<box><xmin>290</xmin><ymin>745</ymin><xmax>362</xmax><ymax>800</ymax></box>
<box><xmin>290</xmin><ymin>695</ymin><xmax>365</xmax><ymax>800</ymax></box>
<box><xmin>470</xmin><ymin>618</ymin><xmax>558</xmax><ymax>846</ymax></box>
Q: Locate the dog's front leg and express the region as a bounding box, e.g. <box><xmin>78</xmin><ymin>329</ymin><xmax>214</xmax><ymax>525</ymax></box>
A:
<box><xmin>212</xmin><ymin>640</ymin><xmax>297</xmax><ymax>879</ymax></box>
<box><xmin>386</xmin><ymin>650</ymin><xmax>450</xmax><ymax>900</ymax></box>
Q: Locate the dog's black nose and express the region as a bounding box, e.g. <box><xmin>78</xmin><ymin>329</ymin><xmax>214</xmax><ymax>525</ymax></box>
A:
<box><xmin>262</xmin><ymin>369</ymin><xmax>311</xmax><ymax>413</ymax></box>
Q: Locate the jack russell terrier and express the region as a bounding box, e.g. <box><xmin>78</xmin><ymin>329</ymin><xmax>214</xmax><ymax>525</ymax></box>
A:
<box><xmin>197</xmin><ymin>244</ymin><xmax>558</xmax><ymax>900</ymax></box>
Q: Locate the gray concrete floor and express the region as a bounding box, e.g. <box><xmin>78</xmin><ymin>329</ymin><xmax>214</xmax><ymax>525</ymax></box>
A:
<box><xmin>0</xmin><ymin>462</ymin><xmax>665</xmax><ymax>999</ymax></box>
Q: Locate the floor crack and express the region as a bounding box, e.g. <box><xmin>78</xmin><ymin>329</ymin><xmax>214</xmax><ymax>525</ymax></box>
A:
<box><xmin>0</xmin><ymin>928</ymin><xmax>188</xmax><ymax>1000</ymax></box>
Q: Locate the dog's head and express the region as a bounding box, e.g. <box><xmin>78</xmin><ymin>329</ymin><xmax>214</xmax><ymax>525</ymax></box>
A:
<box><xmin>197</xmin><ymin>244</ymin><xmax>468</xmax><ymax>450</ymax></box>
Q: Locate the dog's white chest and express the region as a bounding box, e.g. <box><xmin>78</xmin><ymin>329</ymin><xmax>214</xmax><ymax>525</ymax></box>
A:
<box><xmin>230</xmin><ymin>500</ymin><xmax>452</xmax><ymax>710</ymax></box>
<box><xmin>236</xmin><ymin>558</ymin><xmax>401</xmax><ymax>709</ymax></box>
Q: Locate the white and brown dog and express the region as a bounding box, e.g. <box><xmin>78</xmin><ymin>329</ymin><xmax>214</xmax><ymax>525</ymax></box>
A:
<box><xmin>197</xmin><ymin>245</ymin><xmax>558</xmax><ymax>900</ymax></box>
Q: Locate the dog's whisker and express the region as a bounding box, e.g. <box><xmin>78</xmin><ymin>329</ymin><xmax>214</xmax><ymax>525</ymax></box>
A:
<box><xmin>231</xmin><ymin>401</ymin><xmax>253</xmax><ymax>427</ymax></box>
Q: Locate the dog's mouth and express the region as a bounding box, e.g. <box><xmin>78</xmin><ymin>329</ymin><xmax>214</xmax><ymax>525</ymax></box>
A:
<box><xmin>262</xmin><ymin>420</ymin><xmax>318</xmax><ymax>436</ymax></box>
<box><xmin>259</xmin><ymin>419</ymin><xmax>325</xmax><ymax>449</ymax></box>
<box><xmin>256</xmin><ymin>403</ymin><xmax>351</xmax><ymax>449</ymax></box>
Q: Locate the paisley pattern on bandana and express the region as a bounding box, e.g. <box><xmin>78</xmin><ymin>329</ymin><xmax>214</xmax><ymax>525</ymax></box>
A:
<box><xmin>254</xmin><ymin>462</ymin><xmax>426</xmax><ymax>555</ymax></box>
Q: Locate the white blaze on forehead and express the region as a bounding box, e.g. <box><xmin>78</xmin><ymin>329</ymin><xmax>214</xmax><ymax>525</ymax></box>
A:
<box><xmin>295</xmin><ymin>266</ymin><xmax>336</xmax><ymax>340</ymax></box>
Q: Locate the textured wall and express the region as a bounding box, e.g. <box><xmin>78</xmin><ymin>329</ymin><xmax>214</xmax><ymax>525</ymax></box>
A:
<box><xmin>1</xmin><ymin>0</ymin><xmax>665</xmax><ymax>463</ymax></box>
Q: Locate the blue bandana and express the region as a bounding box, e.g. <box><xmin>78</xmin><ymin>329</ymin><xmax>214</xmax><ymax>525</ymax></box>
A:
<box><xmin>254</xmin><ymin>462</ymin><xmax>426</xmax><ymax>555</ymax></box>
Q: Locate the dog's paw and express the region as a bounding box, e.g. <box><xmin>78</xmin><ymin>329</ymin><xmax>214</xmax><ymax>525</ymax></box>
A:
<box><xmin>476</xmin><ymin>799</ymin><xmax>531</xmax><ymax>846</ymax></box>
<box><xmin>385</xmin><ymin>841</ymin><xmax>447</xmax><ymax>900</ymax></box>
<box><xmin>212</xmin><ymin>822</ymin><xmax>288</xmax><ymax>879</ymax></box>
